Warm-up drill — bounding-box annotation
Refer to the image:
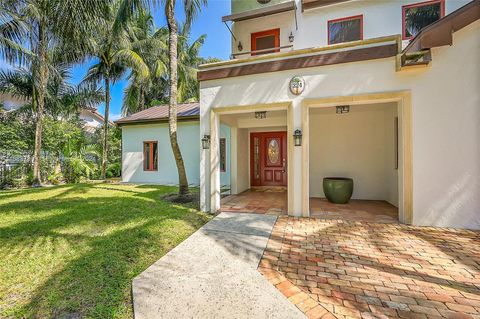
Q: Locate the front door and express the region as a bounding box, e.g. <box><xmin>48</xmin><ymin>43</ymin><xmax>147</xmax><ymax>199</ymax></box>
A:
<box><xmin>250</xmin><ymin>132</ymin><xmax>287</xmax><ymax>187</ymax></box>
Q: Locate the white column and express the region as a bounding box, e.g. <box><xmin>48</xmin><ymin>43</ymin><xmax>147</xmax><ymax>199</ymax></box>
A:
<box><xmin>199</xmin><ymin>108</ymin><xmax>210</xmax><ymax>213</ymax></box>
<box><xmin>210</xmin><ymin>112</ymin><xmax>221</xmax><ymax>213</ymax></box>
<box><xmin>288</xmin><ymin>98</ymin><xmax>305</xmax><ymax>216</ymax></box>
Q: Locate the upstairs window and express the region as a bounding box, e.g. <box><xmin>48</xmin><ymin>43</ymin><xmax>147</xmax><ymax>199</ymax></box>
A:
<box><xmin>328</xmin><ymin>15</ymin><xmax>363</xmax><ymax>45</ymax></box>
<box><xmin>143</xmin><ymin>141</ymin><xmax>158</xmax><ymax>171</ymax></box>
<box><xmin>403</xmin><ymin>0</ymin><xmax>444</xmax><ymax>40</ymax></box>
<box><xmin>251</xmin><ymin>29</ymin><xmax>280</xmax><ymax>55</ymax></box>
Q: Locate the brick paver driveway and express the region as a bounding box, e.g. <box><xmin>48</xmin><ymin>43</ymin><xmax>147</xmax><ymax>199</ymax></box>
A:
<box><xmin>259</xmin><ymin>217</ymin><xmax>480</xmax><ymax>319</ymax></box>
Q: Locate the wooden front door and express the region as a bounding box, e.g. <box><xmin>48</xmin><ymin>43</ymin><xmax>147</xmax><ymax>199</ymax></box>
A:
<box><xmin>250</xmin><ymin>132</ymin><xmax>287</xmax><ymax>187</ymax></box>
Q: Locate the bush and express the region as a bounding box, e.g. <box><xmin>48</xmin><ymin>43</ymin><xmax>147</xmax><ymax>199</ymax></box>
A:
<box><xmin>106</xmin><ymin>162</ymin><xmax>121</xmax><ymax>178</ymax></box>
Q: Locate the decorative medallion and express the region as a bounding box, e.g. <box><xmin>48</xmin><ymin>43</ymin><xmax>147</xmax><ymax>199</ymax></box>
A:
<box><xmin>289</xmin><ymin>76</ymin><xmax>305</xmax><ymax>95</ymax></box>
<box><xmin>268</xmin><ymin>139</ymin><xmax>280</xmax><ymax>164</ymax></box>
<box><xmin>257</xmin><ymin>0</ymin><xmax>271</xmax><ymax>3</ymax></box>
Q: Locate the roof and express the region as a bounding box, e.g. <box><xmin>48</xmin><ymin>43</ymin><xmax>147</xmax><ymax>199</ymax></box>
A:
<box><xmin>222</xmin><ymin>1</ymin><xmax>296</xmax><ymax>22</ymax></box>
<box><xmin>302</xmin><ymin>0</ymin><xmax>354</xmax><ymax>11</ymax></box>
<box><xmin>404</xmin><ymin>0</ymin><xmax>480</xmax><ymax>54</ymax></box>
<box><xmin>114</xmin><ymin>102</ymin><xmax>200</xmax><ymax>125</ymax></box>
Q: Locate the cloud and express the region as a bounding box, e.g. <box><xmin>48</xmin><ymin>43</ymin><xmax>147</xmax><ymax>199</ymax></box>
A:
<box><xmin>109</xmin><ymin>113</ymin><xmax>122</xmax><ymax>121</ymax></box>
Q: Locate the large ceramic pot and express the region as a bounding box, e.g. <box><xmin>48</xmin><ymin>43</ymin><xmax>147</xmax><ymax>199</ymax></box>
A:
<box><xmin>323</xmin><ymin>177</ymin><xmax>354</xmax><ymax>204</ymax></box>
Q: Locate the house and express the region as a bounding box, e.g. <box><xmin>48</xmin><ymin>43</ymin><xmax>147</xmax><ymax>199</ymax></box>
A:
<box><xmin>116</xmin><ymin>103</ymin><xmax>231</xmax><ymax>187</ymax></box>
<box><xmin>196</xmin><ymin>0</ymin><xmax>480</xmax><ymax>229</ymax></box>
<box><xmin>0</xmin><ymin>93</ymin><xmax>109</xmax><ymax>133</ymax></box>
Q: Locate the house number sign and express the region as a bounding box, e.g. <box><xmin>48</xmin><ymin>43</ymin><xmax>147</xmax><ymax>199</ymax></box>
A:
<box><xmin>289</xmin><ymin>76</ymin><xmax>305</xmax><ymax>95</ymax></box>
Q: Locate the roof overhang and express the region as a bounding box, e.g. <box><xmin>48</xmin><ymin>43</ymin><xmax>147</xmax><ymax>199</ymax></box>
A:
<box><xmin>115</xmin><ymin>115</ymin><xmax>199</xmax><ymax>127</ymax></box>
<box><xmin>404</xmin><ymin>0</ymin><xmax>480</xmax><ymax>53</ymax></box>
<box><xmin>302</xmin><ymin>0</ymin><xmax>354</xmax><ymax>11</ymax></box>
<box><xmin>222</xmin><ymin>1</ymin><xmax>296</xmax><ymax>22</ymax></box>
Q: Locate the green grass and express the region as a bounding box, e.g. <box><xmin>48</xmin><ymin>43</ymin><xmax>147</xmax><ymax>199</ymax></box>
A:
<box><xmin>0</xmin><ymin>184</ymin><xmax>211</xmax><ymax>319</ymax></box>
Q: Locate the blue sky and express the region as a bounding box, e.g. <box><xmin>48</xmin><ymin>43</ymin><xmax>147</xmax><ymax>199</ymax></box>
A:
<box><xmin>2</xmin><ymin>1</ymin><xmax>231</xmax><ymax>120</ymax></box>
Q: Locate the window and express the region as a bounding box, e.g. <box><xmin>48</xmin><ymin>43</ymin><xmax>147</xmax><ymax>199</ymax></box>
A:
<box><xmin>251</xmin><ymin>29</ymin><xmax>280</xmax><ymax>55</ymax></box>
<box><xmin>143</xmin><ymin>141</ymin><xmax>158</xmax><ymax>171</ymax></box>
<box><xmin>220</xmin><ymin>138</ymin><xmax>226</xmax><ymax>172</ymax></box>
<box><xmin>402</xmin><ymin>0</ymin><xmax>444</xmax><ymax>40</ymax></box>
<box><xmin>328</xmin><ymin>15</ymin><xmax>363</xmax><ymax>45</ymax></box>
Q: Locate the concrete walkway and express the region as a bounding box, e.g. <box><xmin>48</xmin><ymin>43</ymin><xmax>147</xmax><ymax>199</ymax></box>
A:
<box><xmin>132</xmin><ymin>212</ymin><xmax>305</xmax><ymax>319</ymax></box>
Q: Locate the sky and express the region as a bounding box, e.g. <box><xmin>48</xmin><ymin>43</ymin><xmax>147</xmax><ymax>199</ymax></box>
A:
<box><xmin>2</xmin><ymin>0</ymin><xmax>232</xmax><ymax>121</ymax></box>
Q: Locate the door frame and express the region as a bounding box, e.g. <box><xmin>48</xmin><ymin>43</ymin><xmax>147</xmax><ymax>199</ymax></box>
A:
<box><xmin>250</xmin><ymin>131</ymin><xmax>288</xmax><ymax>187</ymax></box>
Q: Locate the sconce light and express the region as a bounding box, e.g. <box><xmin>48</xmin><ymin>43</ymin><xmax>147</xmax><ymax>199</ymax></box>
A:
<box><xmin>201</xmin><ymin>134</ymin><xmax>210</xmax><ymax>149</ymax></box>
<box><xmin>237</xmin><ymin>41</ymin><xmax>243</xmax><ymax>52</ymax></box>
<box><xmin>294</xmin><ymin>129</ymin><xmax>302</xmax><ymax>146</ymax></box>
<box><xmin>289</xmin><ymin>32</ymin><xmax>295</xmax><ymax>43</ymax></box>
<box><xmin>336</xmin><ymin>105</ymin><xmax>350</xmax><ymax>114</ymax></box>
<box><xmin>254</xmin><ymin>111</ymin><xmax>267</xmax><ymax>119</ymax></box>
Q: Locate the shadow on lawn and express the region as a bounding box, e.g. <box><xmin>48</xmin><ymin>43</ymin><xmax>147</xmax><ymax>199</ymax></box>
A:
<box><xmin>0</xmin><ymin>184</ymin><xmax>210</xmax><ymax>319</ymax></box>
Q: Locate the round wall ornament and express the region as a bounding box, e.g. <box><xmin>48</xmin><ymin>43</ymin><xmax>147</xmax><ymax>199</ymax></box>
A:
<box><xmin>289</xmin><ymin>76</ymin><xmax>305</xmax><ymax>95</ymax></box>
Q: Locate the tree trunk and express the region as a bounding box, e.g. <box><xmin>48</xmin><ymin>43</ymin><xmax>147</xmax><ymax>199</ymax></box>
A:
<box><xmin>101</xmin><ymin>77</ymin><xmax>110</xmax><ymax>180</ymax></box>
<box><xmin>166</xmin><ymin>1</ymin><xmax>189</xmax><ymax>195</ymax></box>
<box><xmin>32</xmin><ymin>24</ymin><xmax>49</xmax><ymax>186</ymax></box>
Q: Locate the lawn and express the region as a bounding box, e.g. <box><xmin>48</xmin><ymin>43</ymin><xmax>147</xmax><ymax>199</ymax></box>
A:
<box><xmin>0</xmin><ymin>183</ymin><xmax>211</xmax><ymax>319</ymax></box>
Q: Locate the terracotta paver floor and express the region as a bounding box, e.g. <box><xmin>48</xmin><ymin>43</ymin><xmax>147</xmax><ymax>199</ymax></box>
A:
<box><xmin>221</xmin><ymin>189</ymin><xmax>287</xmax><ymax>215</ymax></box>
<box><xmin>310</xmin><ymin>198</ymin><xmax>398</xmax><ymax>223</ymax></box>
<box><xmin>259</xmin><ymin>217</ymin><xmax>480</xmax><ymax>319</ymax></box>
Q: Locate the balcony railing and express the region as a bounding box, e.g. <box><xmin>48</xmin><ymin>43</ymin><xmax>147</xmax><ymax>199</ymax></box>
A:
<box><xmin>231</xmin><ymin>44</ymin><xmax>294</xmax><ymax>59</ymax></box>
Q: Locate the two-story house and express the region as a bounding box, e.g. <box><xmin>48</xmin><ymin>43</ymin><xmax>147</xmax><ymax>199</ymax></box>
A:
<box><xmin>198</xmin><ymin>0</ymin><xmax>480</xmax><ymax>229</ymax></box>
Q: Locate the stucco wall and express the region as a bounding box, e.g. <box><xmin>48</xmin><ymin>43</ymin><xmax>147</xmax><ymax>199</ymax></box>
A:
<box><xmin>309</xmin><ymin>103</ymin><xmax>398</xmax><ymax>206</ymax></box>
<box><xmin>122</xmin><ymin>121</ymin><xmax>230</xmax><ymax>186</ymax></box>
<box><xmin>231</xmin><ymin>0</ymin><xmax>471</xmax><ymax>56</ymax></box>
<box><xmin>201</xmin><ymin>20</ymin><xmax>480</xmax><ymax>229</ymax></box>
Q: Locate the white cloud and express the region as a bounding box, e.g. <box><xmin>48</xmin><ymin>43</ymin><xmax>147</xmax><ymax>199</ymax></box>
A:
<box><xmin>109</xmin><ymin>113</ymin><xmax>122</xmax><ymax>121</ymax></box>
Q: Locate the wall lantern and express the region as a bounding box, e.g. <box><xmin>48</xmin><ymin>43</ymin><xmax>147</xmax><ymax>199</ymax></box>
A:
<box><xmin>294</xmin><ymin>129</ymin><xmax>302</xmax><ymax>146</ymax></box>
<box><xmin>201</xmin><ymin>134</ymin><xmax>210</xmax><ymax>149</ymax></box>
<box><xmin>255</xmin><ymin>111</ymin><xmax>267</xmax><ymax>119</ymax></box>
<box><xmin>289</xmin><ymin>32</ymin><xmax>295</xmax><ymax>43</ymax></box>
<box><xmin>336</xmin><ymin>105</ymin><xmax>350</xmax><ymax>114</ymax></box>
<box><xmin>237</xmin><ymin>41</ymin><xmax>243</xmax><ymax>52</ymax></box>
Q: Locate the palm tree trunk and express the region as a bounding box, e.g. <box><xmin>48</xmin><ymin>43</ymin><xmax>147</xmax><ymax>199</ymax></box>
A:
<box><xmin>166</xmin><ymin>1</ymin><xmax>189</xmax><ymax>195</ymax></box>
<box><xmin>101</xmin><ymin>77</ymin><xmax>110</xmax><ymax>180</ymax></box>
<box><xmin>32</xmin><ymin>24</ymin><xmax>49</xmax><ymax>186</ymax></box>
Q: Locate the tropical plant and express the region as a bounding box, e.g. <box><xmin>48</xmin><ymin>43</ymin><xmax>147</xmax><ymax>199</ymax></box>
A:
<box><xmin>0</xmin><ymin>0</ymin><xmax>110</xmax><ymax>185</ymax></box>
<box><xmin>83</xmin><ymin>0</ymin><xmax>149</xmax><ymax>180</ymax></box>
<box><xmin>163</xmin><ymin>0</ymin><xmax>207</xmax><ymax>196</ymax></box>
<box><xmin>122</xmin><ymin>18</ymin><xmax>208</xmax><ymax>115</ymax></box>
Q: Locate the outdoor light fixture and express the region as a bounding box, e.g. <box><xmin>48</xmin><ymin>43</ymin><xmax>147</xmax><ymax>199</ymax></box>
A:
<box><xmin>201</xmin><ymin>135</ymin><xmax>211</xmax><ymax>149</ymax></box>
<box><xmin>289</xmin><ymin>32</ymin><xmax>295</xmax><ymax>43</ymax></box>
<box><xmin>255</xmin><ymin>111</ymin><xmax>267</xmax><ymax>119</ymax></box>
<box><xmin>336</xmin><ymin>105</ymin><xmax>350</xmax><ymax>114</ymax></box>
<box><xmin>237</xmin><ymin>41</ymin><xmax>243</xmax><ymax>52</ymax></box>
<box><xmin>294</xmin><ymin>129</ymin><xmax>302</xmax><ymax>146</ymax></box>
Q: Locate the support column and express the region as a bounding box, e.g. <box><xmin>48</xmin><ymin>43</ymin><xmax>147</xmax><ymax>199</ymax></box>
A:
<box><xmin>230</xmin><ymin>127</ymin><xmax>238</xmax><ymax>195</ymax></box>
<box><xmin>200</xmin><ymin>109</ymin><xmax>210</xmax><ymax>213</ymax></box>
<box><xmin>210</xmin><ymin>111</ymin><xmax>221</xmax><ymax>213</ymax></box>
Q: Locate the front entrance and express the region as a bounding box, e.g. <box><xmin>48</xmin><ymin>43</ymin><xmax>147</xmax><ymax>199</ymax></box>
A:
<box><xmin>250</xmin><ymin>132</ymin><xmax>287</xmax><ymax>187</ymax></box>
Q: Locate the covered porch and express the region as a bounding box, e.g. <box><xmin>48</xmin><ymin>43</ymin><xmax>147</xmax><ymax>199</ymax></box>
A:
<box><xmin>220</xmin><ymin>189</ymin><xmax>399</xmax><ymax>223</ymax></box>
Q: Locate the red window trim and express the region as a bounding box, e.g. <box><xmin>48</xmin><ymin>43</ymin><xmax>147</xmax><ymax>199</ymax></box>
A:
<box><xmin>327</xmin><ymin>14</ymin><xmax>364</xmax><ymax>45</ymax></box>
<box><xmin>220</xmin><ymin>138</ymin><xmax>226</xmax><ymax>172</ymax></box>
<box><xmin>143</xmin><ymin>141</ymin><xmax>158</xmax><ymax>171</ymax></box>
<box><xmin>402</xmin><ymin>0</ymin><xmax>445</xmax><ymax>40</ymax></box>
<box><xmin>251</xmin><ymin>28</ymin><xmax>280</xmax><ymax>56</ymax></box>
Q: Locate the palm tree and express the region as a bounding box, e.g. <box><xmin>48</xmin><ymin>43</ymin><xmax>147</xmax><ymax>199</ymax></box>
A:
<box><xmin>0</xmin><ymin>0</ymin><xmax>110</xmax><ymax>185</ymax></box>
<box><xmin>122</xmin><ymin>20</ymin><xmax>207</xmax><ymax>115</ymax></box>
<box><xmin>164</xmin><ymin>0</ymin><xmax>207</xmax><ymax>196</ymax></box>
<box><xmin>83</xmin><ymin>0</ymin><xmax>149</xmax><ymax>180</ymax></box>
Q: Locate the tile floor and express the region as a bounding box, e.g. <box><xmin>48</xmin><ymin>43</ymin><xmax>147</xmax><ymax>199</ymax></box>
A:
<box><xmin>259</xmin><ymin>217</ymin><xmax>480</xmax><ymax>319</ymax></box>
<box><xmin>221</xmin><ymin>189</ymin><xmax>399</xmax><ymax>223</ymax></box>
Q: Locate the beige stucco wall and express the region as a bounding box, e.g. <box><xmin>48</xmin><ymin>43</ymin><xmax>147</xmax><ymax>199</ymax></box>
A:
<box><xmin>201</xmin><ymin>20</ymin><xmax>480</xmax><ymax>229</ymax></box>
<box><xmin>309</xmin><ymin>103</ymin><xmax>398</xmax><ymax>206</ymax></box>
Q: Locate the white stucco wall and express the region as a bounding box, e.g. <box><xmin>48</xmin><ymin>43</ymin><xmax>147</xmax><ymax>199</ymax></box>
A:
<box><xmin>122</xmin><ymin>121</ymin><xmax>230</xmax><ymax>186</ymax></box>
<box><xmin>309</xmin><ymin>103</ymin><xmax>398</xmax><ymax>206</ymax></box>
<box><xmin>231</xmin><ymin>0</ymin><xmax>471</xmax><ymax>56</ymax></box>
<box><xmin>201</xmin><ymin>20</ymin><xmax>480</xmax><ymax>229</ymax></box>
